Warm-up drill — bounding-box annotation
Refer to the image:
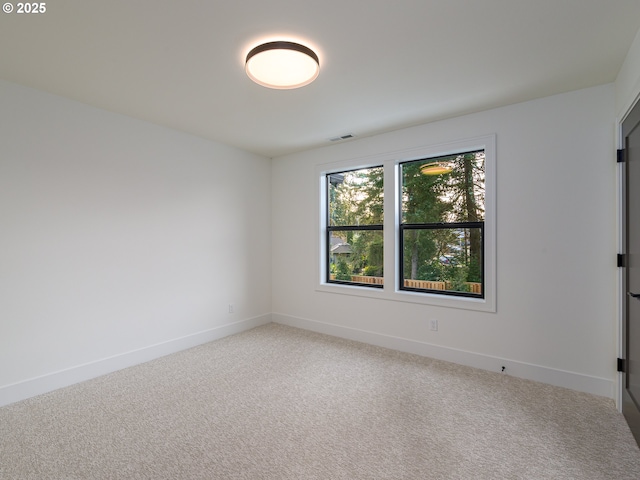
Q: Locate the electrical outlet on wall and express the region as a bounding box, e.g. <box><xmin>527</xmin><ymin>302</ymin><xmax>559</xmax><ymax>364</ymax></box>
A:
<box><xmin>430</xmin><ymin>319</ymin><xmax>438</xmax><ymax>331</ymax></box>
<box><xmin>228</xmin><ymin>304</ymin><xmax>234</xmax><ymax>314</ymax></box>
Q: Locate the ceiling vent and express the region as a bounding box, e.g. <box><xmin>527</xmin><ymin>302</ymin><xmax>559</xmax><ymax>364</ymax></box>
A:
<box><xmin>329</xmin><ymin>134</ymin><xmax>355</xmax><ymax>142</ymax></box>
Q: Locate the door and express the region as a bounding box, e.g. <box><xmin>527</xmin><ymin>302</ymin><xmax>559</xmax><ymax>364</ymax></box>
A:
<box><xmin>622</xmin><ymin>100</ymin><xmax>640</xmax><ymax>445</ymax></box>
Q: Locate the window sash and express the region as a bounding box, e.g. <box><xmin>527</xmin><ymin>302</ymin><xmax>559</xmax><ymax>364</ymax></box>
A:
<box><xmin>326</xmin><ymin>225</ymin><xmax>383</xmax><ymax>287</ymax></box>
<box><xmin>326</xmin><ymin>167</ymin><xmax>384</xmax><ymax>288</ymax></box>
<box><xmin>399</xmin><ymin>222</ymin><xmax>484</xmax><ymax>298</ymax></box>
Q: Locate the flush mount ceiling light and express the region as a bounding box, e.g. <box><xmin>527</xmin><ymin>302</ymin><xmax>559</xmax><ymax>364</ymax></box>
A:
<box><xmin>245</xmin><ymin>41</ymin><xmax>320</xmax><ymax>89</ymax></box>
<box><xmin>420</xmin><ymin>162</ymin><xmax>453</xmax><ymax>175</ymax></box>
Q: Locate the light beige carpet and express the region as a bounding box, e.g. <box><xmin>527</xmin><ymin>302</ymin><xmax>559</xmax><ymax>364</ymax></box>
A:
<box><xmin>1</xmin><ymin>323</ymin><xmax>640</xmax><ymax>479</ymax></box>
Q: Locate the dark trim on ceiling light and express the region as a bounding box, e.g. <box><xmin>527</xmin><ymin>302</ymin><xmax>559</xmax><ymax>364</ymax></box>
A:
<box><xmin>245</xmin><ymin>41</ymin><xmax>319</xmax><ymax>66</ymax></box>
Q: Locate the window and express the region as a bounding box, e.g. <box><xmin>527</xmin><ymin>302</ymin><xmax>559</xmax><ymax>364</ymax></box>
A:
<box><xmin>399</xmin><ymin>150</ymin><xmax>485</xmax><ymax>298</ymax></box>
<box><xmin>326</xmin><ymin>166</ymin><xmax>384</xmax><ymax>287</ymax></box>
<box><xmin>318</xmin><ymin>135</ymin><xmax>495</xmax><ymax>312</ymax></box>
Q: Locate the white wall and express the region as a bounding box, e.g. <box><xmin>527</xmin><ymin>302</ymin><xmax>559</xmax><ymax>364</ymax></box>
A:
<box><xmin>272</xmin><ymin>84</ymin><xmax>617</xmax><ymax>398</ymax></box>
<box><xmin>0</xmin><ymin>80</ymin><xmax>272</xmax><ymax>406</ymax></box>
<box><xmin>616</xmin><ymin>27</ymin><xmax>640</xmax><ymax>119</ymax></box>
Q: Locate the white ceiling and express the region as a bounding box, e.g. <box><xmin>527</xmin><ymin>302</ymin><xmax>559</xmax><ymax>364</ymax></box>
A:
<box><xmin>2</xmin><ymin>0</ymin><xmax>640</xmax><ymax>158</ymax></box>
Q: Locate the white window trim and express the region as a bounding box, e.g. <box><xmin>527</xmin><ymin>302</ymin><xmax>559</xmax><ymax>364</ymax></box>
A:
<box><xmin>316</xmin><ymin>134</ymin><xmax>496</xmax><ymax>313</ymax></box>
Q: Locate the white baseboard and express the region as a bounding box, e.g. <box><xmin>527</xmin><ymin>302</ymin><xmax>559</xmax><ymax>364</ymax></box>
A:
<box><xmin>272</xmin><ymin>313</ymin><xmax>614</xmax><ymax>399</ymax></box>
<box><xmin>2</xmin><ymin>312</ymin><xmax>614</xmax><ymax>407</ymax></box>
<box><xmin>0</xmin><ymin>314</ymin><xmax>271</xmax><ymax>407</ymax></box>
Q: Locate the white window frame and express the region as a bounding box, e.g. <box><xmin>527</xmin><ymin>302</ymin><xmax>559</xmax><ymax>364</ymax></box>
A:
<box><xmin>316</xmin><ymin>134</ymin><xmax>496</xmax><ymax>312</ymax></box>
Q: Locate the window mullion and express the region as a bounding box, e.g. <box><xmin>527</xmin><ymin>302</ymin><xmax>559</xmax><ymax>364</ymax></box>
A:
<box><xmin>383</xmin><ymin>160</ymin><xmax>398</xmax><ymax>292</ymax></box>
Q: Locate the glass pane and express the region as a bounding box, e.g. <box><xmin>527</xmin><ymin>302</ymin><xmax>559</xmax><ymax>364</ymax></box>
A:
<box><xmin>401</xmin><ymin>151</ymin><xmax>485</xmax><ymax>224</ymax></box>
<box><xmin>402</xmin><ymin>227</ymin><xmax>482</xmax><ymax>296</ymax></box>
<box><xmin>328</xmin><ymin>167</ymin><xmax>383</xmax><ymax>227</ymax></box>
<box><xmin>329</xmin><ymin>230</ymin><xmax>383</xmax><ymax>286</ymax></box>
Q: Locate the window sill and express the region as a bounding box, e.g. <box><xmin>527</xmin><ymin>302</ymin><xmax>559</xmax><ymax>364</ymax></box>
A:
<box><xmin>316</xmin><ymin>282</ymin><xmax>495</xmax><ymax>312</ymax></box>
